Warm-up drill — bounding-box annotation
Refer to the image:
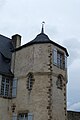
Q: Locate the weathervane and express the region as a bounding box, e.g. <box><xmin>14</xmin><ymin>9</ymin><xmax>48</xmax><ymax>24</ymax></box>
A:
<box><xmin>41</xmin><ymin>21</ymin><xmax>45</xmax><ymax>33</ymax></box>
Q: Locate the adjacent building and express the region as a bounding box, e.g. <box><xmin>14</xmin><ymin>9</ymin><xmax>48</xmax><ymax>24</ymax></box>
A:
<box><xmin>67</xmin><ymin>111</ymin><xmax>80</xmax><ymax>120</ymax></box>
<box><xmin>0</xmin><ymin>34</ymin><xmax>13</xmax><ymax>119</ymax></box>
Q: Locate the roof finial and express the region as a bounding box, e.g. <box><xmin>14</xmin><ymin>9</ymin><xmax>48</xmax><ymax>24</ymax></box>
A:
<box><xmin>41</xmin><ymin>21</ymin><xmax>45</xmax><ymax>33</ymax></box>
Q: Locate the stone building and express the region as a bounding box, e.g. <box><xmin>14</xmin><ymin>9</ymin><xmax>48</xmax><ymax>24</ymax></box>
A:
<box><xmin>0</xmin><ymin>34</ymin><xmax>14</xmax><ymax>120</ymax></box>
<box><xmin>0</xmin><ymin>26</ymin><xmax>69</xmax><ymax>120</ymax></box>
<box><xmin>67</xmin><ymin>111</ymin><xmax>80</xmax><ymax>120</ymax></box>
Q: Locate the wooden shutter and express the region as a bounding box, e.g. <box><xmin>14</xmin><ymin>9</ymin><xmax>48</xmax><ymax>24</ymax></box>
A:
<box><xmin>65</xmin><ymin>55</ymin><xmax>67</xmax><ymax>69</ymax></box>
<box><xmin>28</xmin><ymin>113</ymin><xmax>33</xmax><ymax>120</ymax></box>
<box><xmin>12</xmin><ymin>78</ymin><xmax>17</xmax><ymax>98</ymax></box>
<box><xmin>0</xmin><ymin>75</ymin><xmax>2</xmax><ymax>93</ymax></box>
<box><xmin>12</xmin><ymin>113</ymin><xmax>17</xmax><ymax>120</ymax></box>
<box><xmin>53</xmin><ymin>48</ymin><xmax>57</xmax><ymax>65</ymax></box>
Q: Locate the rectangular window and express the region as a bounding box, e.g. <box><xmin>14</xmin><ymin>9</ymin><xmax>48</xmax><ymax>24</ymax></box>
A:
<box><xmin>53</xmin><ymin>48</ymin><xmax>66</xmax><ymax>70</ymax></box>
<box><xmin>0</xmin><ymin>76</ymin><xmax>17</xmax><ymax>98</ymax></box>
<box><xmin>18</xmin><ymin>113</ymin><xmax>28</xmax><ymax>120</ymax></box>
<box><xmin>17</xmin><ymin>113</ymin><xmax>33</xmax><ymax>120</ymax></box>
<box><xmin>57</xmin><ymin>51</ymin><xmax>64</xmax><ymax>69</ymax></box>
<box><xmin>1</xmin><ymin>76</ymin><xmax>12</xmax><ymax>97</ymax></box>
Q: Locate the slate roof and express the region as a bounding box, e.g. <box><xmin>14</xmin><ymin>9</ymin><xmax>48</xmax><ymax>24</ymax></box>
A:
<box><xmin>0</xmin><ymin>34</ymin><xmax>14</xmax><ymax>59</ymax></box>
<box><xmin>28</xmin><ymin>33</ymin><xmax>50</xmax><ymax>44</ymax></box>
<box><xmin>0</xmin><ymin>34</ymin><xmax>14</xmax><ymax>76</ymax></box>
<box><xmin>15</xmin><ymin>32</ymin><xmax>69</xmax><ymax>56</ymax></box>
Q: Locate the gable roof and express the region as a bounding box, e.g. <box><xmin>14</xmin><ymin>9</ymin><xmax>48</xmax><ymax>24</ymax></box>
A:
<box><xmin>0</xmin><ymin>34</ymin><xmax>14</xmax><ymax>59</ymax></box>
<box><xmin>0</xmin><ymin>34</ymin><xmax>14</xmax><ymax>76</ymax></box>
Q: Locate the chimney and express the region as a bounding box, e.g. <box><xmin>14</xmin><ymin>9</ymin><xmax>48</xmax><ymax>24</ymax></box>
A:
<box><xmin>12</xmin><ymin>34</ymin><xmax>21</xmax><ymax>48</ymax></box>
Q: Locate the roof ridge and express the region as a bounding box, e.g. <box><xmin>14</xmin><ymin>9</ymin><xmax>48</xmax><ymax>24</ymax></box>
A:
<box><xmin>0</xmin><ymin>34</ymin><xmax>11</xmax><ymax>40</ymax></box>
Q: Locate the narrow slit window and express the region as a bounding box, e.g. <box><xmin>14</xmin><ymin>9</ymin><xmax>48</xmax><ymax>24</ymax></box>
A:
<box><xmin>56</xmin><ymin>75</ymin><xmax>63</xmax><ymax>90</ymax></box>
<box><xmin>27</xmin><ymin>73</ymin><xmax>34</xmax><ymax>91</ymax></box>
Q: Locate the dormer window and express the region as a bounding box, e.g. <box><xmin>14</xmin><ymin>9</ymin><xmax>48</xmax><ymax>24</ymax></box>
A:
<box><xmin>53</xmin><ymin>48</ymin><xmax>67</xmax><ymax>69</ymax></box>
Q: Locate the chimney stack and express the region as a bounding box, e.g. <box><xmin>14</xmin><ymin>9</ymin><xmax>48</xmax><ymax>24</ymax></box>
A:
<box><xmin>12</xmin><ymin>34</ymin><xmax>21</xmax><ymax>48</ymax></box>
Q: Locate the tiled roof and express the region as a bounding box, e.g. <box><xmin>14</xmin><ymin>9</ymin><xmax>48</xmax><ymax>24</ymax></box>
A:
<box><xmin>0</xmin><ymin>34</ymin><xmax>14</xmax><ymax>76</ymax></box>
<box><xmin>0</xmin><ymin>34</ymin><xmax>13</xmax><ymax>59</ymax></box>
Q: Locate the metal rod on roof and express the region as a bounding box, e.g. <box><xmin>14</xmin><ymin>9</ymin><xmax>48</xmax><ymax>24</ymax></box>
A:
<box><xmin>41</xmin><ymin>21</ymin><xmax>45</xmax><ymax>33</ymax></box>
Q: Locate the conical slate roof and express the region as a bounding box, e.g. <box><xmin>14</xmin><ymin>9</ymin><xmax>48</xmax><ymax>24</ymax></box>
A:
<box><xmin>28</xmin><ymin>32</ymin><xmax>51</xmax><ymax>44</ymax></box>
<box><xmin>27</xmin><ymin>23</ymin><xmax>51</xmax><ymax>44</ymax></box>
<box><xmin>15</xmin><ymin>29</ymin><xmax>69</xmax><ymax>56</ymax></box>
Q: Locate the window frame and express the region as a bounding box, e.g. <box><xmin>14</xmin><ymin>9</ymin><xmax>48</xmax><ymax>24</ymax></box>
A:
<box><xmin>53</xmin><ymin>48</ymin><xmax>66</xmax><ymax>70</ymax></box>
<box><xmin>57</xmin><ymin>51</ymin><xmax>65</xmax><ymax>69</ymax></box>
<box><xmin>0</xmin><ymin>75</ymin><xmax>17</xmax><ymax>99</ymax></box>
<box><xmin>17</xmin><ymin>112</ymin><xmax>33</xmax><ymax>120</ymax></box>
<box><xmin>0</xmin><ymin>76</ymin><xmax>12</xmax><ymax>98</ymax></box>
<box><xmin>27</xmin><ymin>73</ymin><xmax>34</xmax><ymax>91</ymax></box>
<box><xmin>18</xmin><ymin>113</ymin><xmax>28</xmax><ymax>120</ymax></box>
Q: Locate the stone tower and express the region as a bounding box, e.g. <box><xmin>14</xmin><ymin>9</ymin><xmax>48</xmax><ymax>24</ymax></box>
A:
<box><xmin>10</xmin><ymin>27</ymin><xmax>69</xmax><ymax>120</ymax></box>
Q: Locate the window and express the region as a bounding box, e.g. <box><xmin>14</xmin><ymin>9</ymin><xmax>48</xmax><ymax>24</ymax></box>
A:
<box><xmin>13</xmin><ymin>113</ymin><xmax>33</xmax><ymax>120</ymax></box>
<box><xmin>18</xmin><ymin>113</ymin><xmax>28</xmax><ymax>120</ymax></box>
<box><xmin>57</xmin><ymin>51</ymin><xmax>64</xmax><ymax>69</ymax></box>
<box><xmin>53</xmin><ymin>48</ymin><xmax>67</xmax><ymax>69</ymax></box>
<box><xmin>0</xmin><ymin>75</ymin><xmax>17</xmax><ymax>98</ymax></box>
<box><xmin>1</xmin><ymin>76</ymin><xmax>12</xmax><ymax>97</ymax></box>
<box><xmin>27</xmin><ymin>73</ymin><xmax>34</xmax><ymax>91</ymax></box>
<box><xmin>56</xmin><ymin>75</ymin><xmax>63</xmax><ymax>90</ymax></box>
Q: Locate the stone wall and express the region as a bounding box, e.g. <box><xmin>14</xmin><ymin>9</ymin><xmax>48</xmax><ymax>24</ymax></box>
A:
<box><xmin>0</xmin><ymin>98</ymin><xmax>11</xmax><ymax>120</ymax></box>
<box><xmin>11</xmin><ymin>43</ymin><xmax>67</xmax><ymax>120</ymax></box>
<box><xmin>0</xmin><ymin>42</ymin><xmax>68</xmax><ymax>120</ymax></box>
<box><xmin>12</xmin><ymin>44</ymin><xmax>51</xmax><ymax>120</ymax></box>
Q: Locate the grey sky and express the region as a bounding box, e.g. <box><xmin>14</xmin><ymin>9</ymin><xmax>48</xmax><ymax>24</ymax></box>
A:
<box><xmin>0</xmin><ymin>0</ymin><xmax>80</xmax><ymax>111</ymax></box>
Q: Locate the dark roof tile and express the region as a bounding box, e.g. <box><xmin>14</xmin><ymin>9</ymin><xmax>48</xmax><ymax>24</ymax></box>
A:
<box><xmin>0</xmin><ymin>34</ymin><xmax>14</xmax><ymax>59</ymax></box>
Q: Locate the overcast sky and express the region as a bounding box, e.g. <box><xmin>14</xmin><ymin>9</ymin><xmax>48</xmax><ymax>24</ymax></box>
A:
<box><xmin>0</xmin><ymin>0</ymin><xmax>80</xmax><ymax>111</ymax></box>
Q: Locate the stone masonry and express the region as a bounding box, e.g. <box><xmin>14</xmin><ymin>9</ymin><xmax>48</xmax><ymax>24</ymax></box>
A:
<box><xmin>0</xmin><ymin>31</ymin><xmax>68</xmax><ymax>120</ymax></box>
<box><xmin>11</xmin><ymin>42</ymin><xmax>68</xmax><ymax>120</ymax></box>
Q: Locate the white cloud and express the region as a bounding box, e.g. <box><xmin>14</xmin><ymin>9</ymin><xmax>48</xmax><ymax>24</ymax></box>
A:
<box><xmin>0</xmin><ymin>0</ymin><xmax>6</xmax><ymax>8</ymax></box>
<box><xmin>63</xmin><ymin>38</ymin><xmax>80</xmax><ymax>67</ymax></box>
<box><xmin>67</xmin><ymin>58</ymin><xmax>80</xmax><ymax>111</ymax></box>
<box><xmin>68</xmin><ymin>102</ymin><xmax>80</xmax><ymax>112</ymax></box>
